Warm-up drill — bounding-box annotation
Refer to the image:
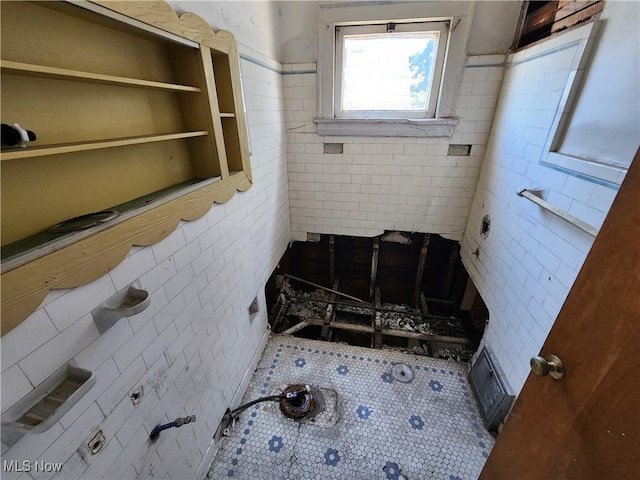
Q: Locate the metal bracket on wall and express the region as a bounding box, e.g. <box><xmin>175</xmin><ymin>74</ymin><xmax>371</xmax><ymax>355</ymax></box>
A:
<box><xmin>517</xmin><ymin>188</ymin><xmax>599</xmax><ymax>237</ymax></box>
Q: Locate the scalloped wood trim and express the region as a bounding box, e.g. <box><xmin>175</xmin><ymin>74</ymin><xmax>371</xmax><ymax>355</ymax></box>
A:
<box><xmin>1</xmin><ymin>1</ymin><xmax>253</xmax><ymax>335</ymax></box>
<box><xmin>1</xmin><ymin>172</ymin><xmax>251</xmax><ymax>335</ymax></box>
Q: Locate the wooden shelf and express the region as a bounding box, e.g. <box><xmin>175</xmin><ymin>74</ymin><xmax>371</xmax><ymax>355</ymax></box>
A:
<box><xmin>1</xmin><ymin>0</ymin><xmax>253</xmax><ymax>335</ymax></box>
<box><xmin>0</xmin><ymin>60</ymin><xmax>201</xmax><ymax>93</ymax></box>
<box><xmin>1</xmin><ymin>131</ymin><xmax>209</xmax><ymax>161</ymax></box>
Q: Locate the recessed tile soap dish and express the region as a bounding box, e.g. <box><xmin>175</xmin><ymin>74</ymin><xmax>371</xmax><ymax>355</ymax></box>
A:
<box><xmin>1</xmin><ymin>363</ymin><xmax>96</xmax><ymax>446</ymax></box>
<box><xmin>91</xmin><ymin>280</ymin><xmax>150</xmax><ymax>334</ymax></box>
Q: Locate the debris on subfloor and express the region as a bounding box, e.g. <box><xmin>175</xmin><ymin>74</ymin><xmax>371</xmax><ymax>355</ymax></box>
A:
<box><xmin>270</xmin><ymin>276</ymin><xmax>474</xmax><ymax>363</ymax></box>
<box><xmin>285</xmin><ymin>288</ymin><xmax>333</xmax><ymax>319</ymax></box>
<box><xmin>436</xmin><ymin>346</ymin><xmax>475</xmax><ymax>362</ymax></box>
<box><xmin>379</xmin><ymin>303</ymin><xmax>429</xmax><ymax>333</ymax></box>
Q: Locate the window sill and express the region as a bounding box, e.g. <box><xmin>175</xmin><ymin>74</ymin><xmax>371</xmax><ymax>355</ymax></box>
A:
<box><xmin>314</xmin><ymin>118</ymin><xmax>458</xmax><ymax>137</ymax></box>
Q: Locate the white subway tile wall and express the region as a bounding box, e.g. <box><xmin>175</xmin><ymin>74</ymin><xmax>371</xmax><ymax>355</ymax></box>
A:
<box><xmin>0</xmin><ymin>55</ymin><xmax>290</xmax><ymax>480</ymax></box>
<box><xmin>2</xmin><ymin>28</ymin><xmax>625</xmax><ymax>476</ymax></box>
<box><xmin>460</xmin><ymin>42</ymin><xmax>622</xmax><ymax>393</ymax></box>
<box><xmin>284</xmin><ymin>56</ymin><xmax>505</xmax><ymax>241</ymax></box>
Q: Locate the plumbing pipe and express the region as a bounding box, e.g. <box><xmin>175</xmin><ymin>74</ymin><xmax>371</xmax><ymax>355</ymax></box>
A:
<box><xmin>223</xmin><ymin>385</ymin><xmax>310</xmax><ymax>423</ymax></box>
<box><xmin>284</xmin><ymin>274</ymin><xmax>371</xmax><ymax>305</ymax></box>
<box><xmin>149</xmin><ymin>415</ymin><xmax>196</xmax><ymax>442</ymax></box>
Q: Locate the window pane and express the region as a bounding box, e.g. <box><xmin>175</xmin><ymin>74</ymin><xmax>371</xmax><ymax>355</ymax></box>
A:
<box><xmin>342</xmin><ymin>32</ymin><xmax>439</xmax><ymax>111</ymax></box>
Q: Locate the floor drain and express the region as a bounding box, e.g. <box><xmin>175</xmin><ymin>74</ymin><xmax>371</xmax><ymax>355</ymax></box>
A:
<box><xmin>391</xmin><ymin>363</ymin><xmax>414</xmax><ymax>383</ymax></box>
<box><xmin>280</xmin><ymin>384</ymin><xmax>316</xmax><ymax>419</ymax></box>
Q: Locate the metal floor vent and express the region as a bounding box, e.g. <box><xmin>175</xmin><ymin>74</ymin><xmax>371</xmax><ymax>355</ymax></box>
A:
<box><xmin>468</xmin><ymin>346</ymin><xmax>514</xmax><ymax>432</ymax></box>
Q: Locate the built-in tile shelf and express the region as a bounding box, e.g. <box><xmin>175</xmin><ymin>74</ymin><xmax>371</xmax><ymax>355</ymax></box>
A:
<box><xmin>1</xmin><ymin>363</ymin><xmax>96</xmax><ymax>446</ymax></box>
<box><xmin>91</xmin><ymin>280</ymin><xmax>150</xmax><ymax>334</ymax></box>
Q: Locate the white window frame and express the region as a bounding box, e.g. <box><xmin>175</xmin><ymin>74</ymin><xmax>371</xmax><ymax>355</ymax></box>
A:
<box><xmin>334</xmin><ymin>21</ymin><xmax>449</xmax><ymax>119</ymax></box>
<box><xmin>316</xmin><ymin>1</ymin><xmax>473</xmax><ymax>137</ymax></box>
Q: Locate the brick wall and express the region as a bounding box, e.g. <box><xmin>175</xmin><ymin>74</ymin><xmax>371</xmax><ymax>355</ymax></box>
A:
<box><xmin>0</xmin><ymin>53</ymin><xmax>289</xmax><ymax>480</ymax></box>
<box><xmin>285</xmin><ymin>55</ymin><xmax>505</xmax><ymax>242</ymax></box>
<box><xmin>460</xmin><ymin>32</ymin><xmax>622</xmax><ymax>394</ymax></box>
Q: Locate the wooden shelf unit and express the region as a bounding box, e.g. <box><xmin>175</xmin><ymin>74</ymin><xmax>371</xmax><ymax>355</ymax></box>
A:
<box><xmin>1</xmin><ymin>0</ymin><xmax>252</xmax><ymax>335</ymax></box>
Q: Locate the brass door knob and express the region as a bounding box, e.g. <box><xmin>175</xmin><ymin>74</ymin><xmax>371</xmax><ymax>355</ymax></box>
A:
<box><xmin>530</xmin><ymin>354</ymin><xmax>565</xmax><ymax>379</ymax></box>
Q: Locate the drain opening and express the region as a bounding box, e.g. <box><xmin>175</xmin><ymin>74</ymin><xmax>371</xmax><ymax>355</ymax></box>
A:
<box><xmin>287</xmin><ymin>395</ymin><xmax>305</xmax><ymax>408</ymax></box>
<box><xmin>280</xmin><ymin>384</ymin><xmax>316</xmax><ymax>419</ymax></box>
<box><xmin>391</xmin><ymin>363</ymin><xmax>415</xmax><ymax>383</ymax></box>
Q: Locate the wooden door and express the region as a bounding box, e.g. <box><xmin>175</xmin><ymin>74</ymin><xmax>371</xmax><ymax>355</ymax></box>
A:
<box><xmin>480</xmin><ymin>149</ymin><xmax>640</xmax><ymax>479</ymax></box>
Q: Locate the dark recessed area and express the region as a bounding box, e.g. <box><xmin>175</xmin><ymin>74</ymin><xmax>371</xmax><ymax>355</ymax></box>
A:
<box><xmin>265</xmin><ymin>232</ymin><xmax>489</xmax><ymax>361</ymax></box>
<box><xmin>516</xmin><ymin>0</ymin><xmax>605</xmax><ymax>49</ymax></box>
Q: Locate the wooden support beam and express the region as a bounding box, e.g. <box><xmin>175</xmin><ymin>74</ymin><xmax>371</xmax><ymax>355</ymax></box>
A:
<box><xmin>284</xmin><ymin>294</ymin><xmax>463</xmax><ymax>323</ymax></box>
<box><xmin>442</xmin><ymin>242</ymin><xmax>460</xmax><ymax>299</ymax></box>
<box><xmin>330</xmin><ymin>321</ymin><xmax>374</xmax><ymax>334</ymax></box>
<box><xmin>380</xmin><ymin>328</ymin><xmax>470</xmax><ymax>345</ymax></box>
<box><xmin>419</xmin><ymin>291</ymin><xmax>430</xmax><ymax>316</ymax></box>
<box><xmin>424</xmin><ymin>297</ymin><xmax>455</xmax><ymax>305</ymax></box>
<box><xmin>329</xmin><ymin>235</ymin><xmax>335</xmax><ymax>285</ymax></box>
<box><xmin>374</xmin><ymin>287</ymin><xmax>382</xmax><ymax>349</ymax></box>
<box><xmin>281</xmin><ymin>321</ymin><xmax>310</xmax><ymax>335</ymax></box>
<box><xmin>522</xmin><ymin>1</ymin><xmax>559</xmax><ymax>36</ymax></box>
<box><xmin>412</xmin><ymin>234</ymin><xmax>430</xmax><ymax>305</ymax></box>
<box><xmin>304</xmin><ymin>318</ymin><xmax>471</xmax><ymax>345</ymax></box>
<box><xmin>555</xmin><ymin>4</ymin><xmax>604</xmax><ymax>32</ymax></box>
<box><xmin>272</xmin><ymin>293</ymin><xmax>288</xmax><ymax>332</ymax></box>
<box><xmin>369</xmin><ymin>237</ymin><xmax>380</xmax><ymax>300</ymax></box>
<box><xmin>554</xmin><ymin>0</ymin><xmax>600</xmax><ymax>22</ymax></box>
<box><xmin>321</xmin><ymin>279</ymin><xmax>339</xmax><ymax>339</ymax></box>
<box><xmin>321</xmin><ymin>304</ymin><xmax>335</xmax><ymax>339</ymax></box>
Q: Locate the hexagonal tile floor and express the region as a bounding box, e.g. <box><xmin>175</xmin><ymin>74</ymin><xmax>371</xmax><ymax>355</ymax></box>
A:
<box><xmin>207</xmin><ymin>335</ymin><xmax>494</xmax><ymax>480</ymax></box>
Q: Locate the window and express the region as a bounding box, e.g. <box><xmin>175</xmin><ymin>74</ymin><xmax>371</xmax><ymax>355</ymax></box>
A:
<box><xmin>317</xmin><ymin>2</ymin><xmax>473</xmax><ymax>137</ymax></box>
<box><xmin>335</xmin><ymin>21</ymin><xmax>448</xmax><ymax>119</ymax></box>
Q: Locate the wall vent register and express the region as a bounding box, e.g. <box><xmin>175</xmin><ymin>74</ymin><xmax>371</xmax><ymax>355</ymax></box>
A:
<box><xmin>469</xmin><ymin>346</ymin><xmax>515</xmax><ymax>432</ymax></box>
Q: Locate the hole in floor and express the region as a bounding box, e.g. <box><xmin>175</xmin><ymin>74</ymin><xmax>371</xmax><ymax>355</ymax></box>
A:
<box><xmin>266</xmin><ymin>232</ymin><xmax>489</xmax><ymax>363</ymax></box>
<box><xmin>279</xmin><ymin>384</ymin><xmax>316</xmax><ymax>419</ymax></box>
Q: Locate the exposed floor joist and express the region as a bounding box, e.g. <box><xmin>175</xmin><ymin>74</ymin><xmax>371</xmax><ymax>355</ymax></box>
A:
<box><xmin>267</xmin><ymin>231</ymin><xmax>486</xmax><ymax>360</ymax></box>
